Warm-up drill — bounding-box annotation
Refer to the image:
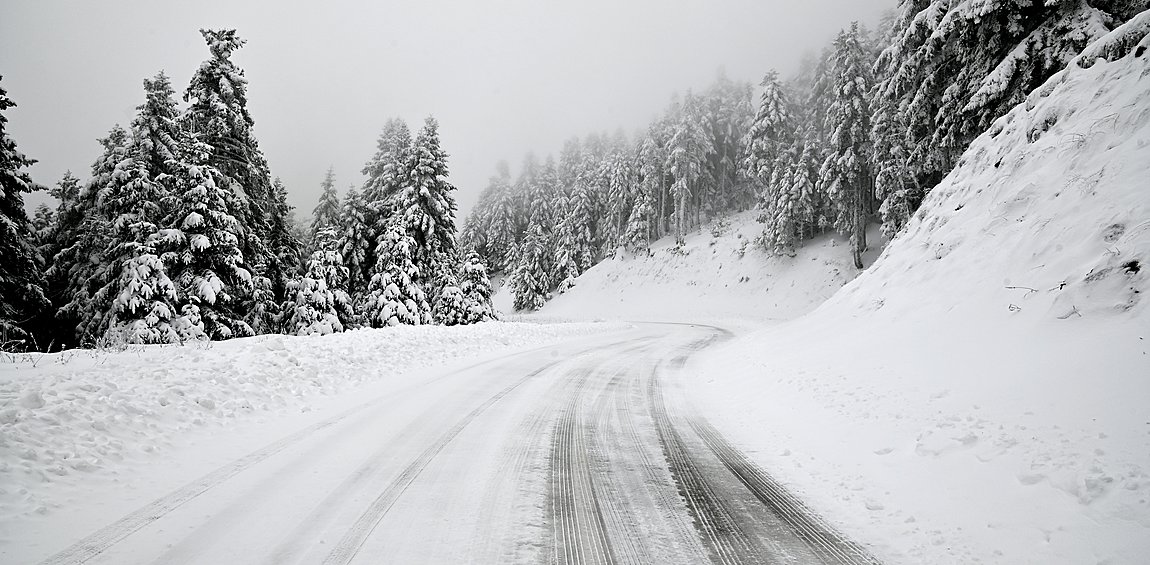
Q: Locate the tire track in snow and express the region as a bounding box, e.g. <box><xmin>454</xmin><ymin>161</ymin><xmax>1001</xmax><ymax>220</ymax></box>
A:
<box><xmin>647</xmin><ymin>365</ymin><xmax>758</xmax><ymax>564</ymax></box>
<box><xmin>583</xmin><ymin>369</ymin><xmax>648</xmax><ymax>564</ymax></box>
<box><xmin>615</xmin><ymin>358</ymin><xmax>711</xmax><ymax>563</ymax></box>
<box><xmin>466</xmin><ymin>393</ymin><xmax>555</xmax><ymax>563</ymax></box>
<box><xmin>548</xmin><ymin>366</ymin><xmax>615</xmax><ymax>565</ymax></box>
<box><xmin>651</xmin><ymin>325</ymin><xmax>878</xmax><ymax>564</ymax></box>
<box><xmin>320</xmin><ymin>361</ymin><xmax>563</xmax><ymax>565</ymax></box>
<box><xmin>545</xmin><ymin>340</ymin><xmax>663</xmax><ymax>565</ymax></box>
<box><xmin>687</xmin><ymin>417</ymin><xmax>880</xmax><ymax>565</ymax></box>
<box><xmin>36</xmin><ymin>335</ymin><xmax>623</xmax><ymax>565</ymax></box>
<box><xmin>37</xmin><ymin>405</ymin><xmax>367</xmax><ymax>565</ymax></box>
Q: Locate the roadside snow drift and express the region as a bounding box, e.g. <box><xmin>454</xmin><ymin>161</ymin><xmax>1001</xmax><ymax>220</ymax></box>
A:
<box><xmin>689</xmin><ymin>26</ymin><xmax>1150</xmax><ymax>565</ymax></box>
<box><xmin>0</xmin><ymin>322</ymin><xmax>616</xmax><ymax>524</ymax></box>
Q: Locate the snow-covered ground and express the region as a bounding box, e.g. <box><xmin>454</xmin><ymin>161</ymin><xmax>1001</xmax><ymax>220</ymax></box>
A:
<box><xmin>0</xmin><ymin>322</ymin><xmax>618</xmax><ymax>532</ymax></box>
<box><xmin>500</xmin><ymin>210</ymin><xmax>885</xmax><ymax>324</ymax></box>
<box><xmin>531</xmin><ymin>29</ymin><xmax>1150</xmax><ymax>565</ymax></box>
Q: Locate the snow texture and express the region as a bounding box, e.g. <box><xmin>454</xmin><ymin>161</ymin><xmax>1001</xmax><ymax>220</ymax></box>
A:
<box><xmin>0</xmin><ymin>322</ymin><xmax>617</xmax><ymax>524</ymax></box>
<box><xmin>686</xmin><ymin>32</ymin><xmax>1150</xmax><ymax>565</ymax></box>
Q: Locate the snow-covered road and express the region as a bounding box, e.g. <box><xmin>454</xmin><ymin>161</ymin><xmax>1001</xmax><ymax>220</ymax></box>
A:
<box><xmin>26</xmin><ymin>324</ymin><xmax>876</xmax><ymax>564</ymax></box>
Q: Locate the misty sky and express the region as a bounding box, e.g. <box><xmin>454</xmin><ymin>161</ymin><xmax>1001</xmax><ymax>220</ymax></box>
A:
<box><xmin>1</xmin><ymin>0</ymin><xmax>891</xmax><ymax>221</ymax></box>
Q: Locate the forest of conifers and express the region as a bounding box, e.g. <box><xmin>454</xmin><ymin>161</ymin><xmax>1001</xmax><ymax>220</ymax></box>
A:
<box><xmin>1</xmin><ymin>1</ymin><xmax>1144</xmax><ymax>348</ymax></box>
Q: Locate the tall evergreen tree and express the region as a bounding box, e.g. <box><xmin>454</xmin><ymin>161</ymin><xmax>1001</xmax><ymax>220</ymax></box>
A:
<box><xmin>156</xmin><ymin>130</ymin><xmax>254</xmax><ymax>339</ymax></box>
<box><xmin>665</xmin><ymin>92</ymin><xmax>713</xmax><ymax>244</ymax></box>
<box><xmin>337</xmin><ymin>186</ymin><xmax>370</xmax><ymax>312</ymax></box>
<box><xmin>55</xmin><ymin>126</ymin><xmax>126</xmax><ymax>343</ymax></box>
<box><xmin>0</xmin><ymin>77</ymin><xmax>49</xmax><ymax>344</ymax></box>
<box><xmin>183</xmin><ymin>29</ymin><xmax>283</xmax><ymax>331</ymax></box>
<box><xmin>744</xmin><ymin>71</ymin><xmax>795</xmax><ymax>221</ymax></box>
<box><xmin>362</xmin><ymin>220</ymin><xmax>431</xmax><ymax>326</ymax></box>
<box><xmin>285</xmin><ymin>226</ymin><xmax>349</xmax><ymax>335</ymax></box>
<box><xmin>265</xmin><ymin>177</ymin><xmax>302</xmax><ymax>330</ymax></box>
<box><xmin>360</xmin><ymin>118</ymin><xmax>413</xmax><ymax>290</ymax></box>
<box><xmin>36</xmin><ymin>171</ymin><xmax>84</xmax><ymax>347</ymax></box>
<box><xmin>399</xmin><ymin>117</ymin><xmax>460</xmax><ymax>309</ymax></box>
<box><xmin>508</xmin><ymin>223</ymin><xmax>551</xmax><ymax>311</ymax></box>
<box><xmin>310</xmin><ymin>166</ymin><xmax>341</xmax><ymax>238</ymax></box>
<box><xmin>458</xmin><ymin>251</ymin><xmax>496</xmax><ymax>323</ymax></box>
<box><xmin>818</xmin><ymin>23</ymin><xmax>874</xmax><ymax>269</ymax></box>
<box><xmin>100</xmin><ymin>73</ymin><xmax>185</xmax><ymax>340</ymax></box>
<box><xmin>874</xmin><ymin>0</ymin><xmax>1125</xmax><ymax>195</ymax></box>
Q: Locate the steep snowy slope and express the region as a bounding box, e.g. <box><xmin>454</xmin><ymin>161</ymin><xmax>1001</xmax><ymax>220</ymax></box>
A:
<box><xmin>688</xmin><ymin>24</ymin><xmax>1150</xmax><ymax>565</ymax></box>
<box><xmin>522</xmin><ymin>210</ymin><xmax>884</xmax><ymax>323</ymax></box>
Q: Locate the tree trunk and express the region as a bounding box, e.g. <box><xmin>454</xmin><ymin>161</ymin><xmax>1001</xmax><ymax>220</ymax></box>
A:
<box><xmin>852</xmin><ymin>189</ymin><xmax>867</xmax><ymax>269</ymax></box>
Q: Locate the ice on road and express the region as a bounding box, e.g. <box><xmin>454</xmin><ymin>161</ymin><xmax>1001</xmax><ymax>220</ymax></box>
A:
<box><xmin>24</xmin><ymin>324</ymin><xmax>875</xmax><ymax>564</ymax></box>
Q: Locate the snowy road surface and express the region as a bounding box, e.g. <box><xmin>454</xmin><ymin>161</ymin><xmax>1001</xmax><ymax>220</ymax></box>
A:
<box><xmin>29</xmin><ymin>324</ymin><xmax>876</xmax><ymax>564</ymax></box>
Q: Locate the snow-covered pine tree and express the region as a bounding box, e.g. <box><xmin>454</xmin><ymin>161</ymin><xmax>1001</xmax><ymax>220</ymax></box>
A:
<box><xmin>874</xmin><ymin>0</ymin><xmax>1127</xmax><ymax>197</ymax></box>
<box><xmin>622</xmin><ymin>186</ymin><xmax>654</xmax><ymax>254</ymax></box>
<box><xmin>744</xmin><ymin>71</ymin><xmax>794</xmax><ymax>221</ymax></box>
<box><xmin>818</xmin><ymin>23</ymin><xmax>874</xmax><ymax>269</ymax></box>
<box><xmin>636</xmin><ymin>132</ymin><xmax>668</xmax><ymax>241</ymax></box>
<box><xmin>458</xmin><ymin>251</ymin><xmax>495</xmax><ymax>323</ymax></box>
<box><xmin>264</xmin><ymin>177</ymin><xmax>302</xmax><ymax>331</ymax></box>
<box><xmin>362</xmin><ymin>118</ymin><xmax>413</xmax><ymax>211</ymax></box>
<box><xmin>360</xmin><ymin>118</ymin><xmax>413</xmax><ymax>289</ymax></box>
<box><xmin>793</xmin><ymin>137</ymin><xmax>823</xmax><ymax>240</ymax></box>
<box><xmin>98</xmin><ymin>73</ymin><xmax>185</xmax><ymax>342</ymax></box>
<box><xmin>108</xmin><ymin>245</ymin><xmax>192</xmax><ymax>344</ymax></box>
<box><xmin>34</xmin><ymin>171</ymin><xmax>85</xmax><ymax>346</ymax></box>
<box><xmin>553</xmin><ymin>180</ymin><xmax>596</xmax><ymax>284</ymax></box>
<box><xmin>337</xmin><ymin>186</ymin><xmax>370</xmax><ymax>316</ymax></box>
<box><xmin>362</xmin><ymin>220</ymin><xmax>431</xmax><ymax>326</ymax></box>
<box><xmin>432</xmin><ymin>271</ymin><xmax>466</xmax><ymax>326</ymax></box>
<box><xmin>665</xmin><ymin>92</ymin><xmax>713</xmax><ymax>244</ymax></box>
<box><xmin>31</xmin><ymin>204</ymin><xmax>54</xmax><ymax>246</ymax></box>
<box><xmin>157</xmin><ymin>130</ymin><xmax>254</xmax><ymax>340</ymax></box>
<box><xmin>285</xmin><ymin>226</ymin><xmax>349</xmax><ymax>336</ymax></box>
<box><xmin>399</xmin><ymin>117</ymin><xmax>460</xmax><ymax>308</ymax></box>
<box><xmin>604</xmin><ymin>137</ymin><xmax>636</xmax><ymax>251</ymax></box>
<box><xmin>310</xmin><ymin>166</ymin><xmax>341</xmax><ymax>239</ymax></box>
<box><xmin>508</xmin><ymin>223</ymin><xmax>550</xmax><ymax>311</ymax></box>
<box><xmin>183</xmin><ymin>29</ymin><xmax>282</xmax><ymax>332</ymax></box>
<box><xmin>55</xmin><ymin>127</ymin><xmax>126</xmax><ymax>343</ymax></box>
<box><xmin>763</xmin><ymin>144</ymin><xmax>799</xmax><ymax>255</ymax></box>
<box><xmin>0</xmin><ymin>77</ymin><xmax>49</xmax><ymax>345</ymax></box>
<box><xmin>870</xmin><ymin>95</ymin><xmax>917</xmax><ymax>238</ymax></box>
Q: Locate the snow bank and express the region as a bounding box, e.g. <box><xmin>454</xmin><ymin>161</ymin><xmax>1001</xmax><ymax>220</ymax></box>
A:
<box><xmin>530</xmin><ymin>209</ymin><xmax>883</xmax><ymax>323</ymax></box>
<box><xmin>0</xmin><ymin>321</ymin><xmax>617</xmax><ymax>521</ymax></box>
<box><xmin>689</xmin><ymin>28</ymin><xmax>1150</xmax><ymax>565</ymax></box>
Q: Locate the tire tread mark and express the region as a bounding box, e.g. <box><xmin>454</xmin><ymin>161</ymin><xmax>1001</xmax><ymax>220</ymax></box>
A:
<box><xmin>618</xmin><ymin>362</ymin><xmax>710</xmax><ymax>563</ymax></box>
<box><xmin>688</xmin><ymin>418</ymin><xmax>880</xmax><ymax>565</ymax></box>
<box><xmin>647</xmin><ymin>369</ymin><xmax>756</xmax><ymax>564</ymax></box>
<box><xmin>549</xmin><ymin>368</ymin><xmax>617</xmax><ymax>565</ymax></box>
<box><xmin>584</xmin><ymin>370</ymin><xmax>646</xmax><ymax>564</ymax></box>
<box><xmin>321</xmin><ymin>362</ymin><xmax>557</xmax><ymax>565</ymax></box>
<box><xmin>38</xmin><ymin>410</ymin><xmax>362</xmax><ymax>565</ymax></box>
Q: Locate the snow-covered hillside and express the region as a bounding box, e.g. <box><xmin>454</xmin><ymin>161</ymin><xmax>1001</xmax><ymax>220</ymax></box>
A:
<box><xmin>507</xmin><ymin>210</ymin><xmax>885</xmax><ymax>323</ymax></box>
<box><xmin>686</xmin><ymin>30</ymin><xmax>1150</xmax><ymax>565</ymax></box>
<box><xmin>530</xmin><ymin>21</ymin><xmax>1150</xmax><ymax>565</ymax></box>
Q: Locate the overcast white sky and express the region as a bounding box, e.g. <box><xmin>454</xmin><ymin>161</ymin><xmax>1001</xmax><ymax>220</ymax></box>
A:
<box><xmin>1</xmin><ymin>0</ymin><xmax>891</xmax><ymax>221</ymax></box>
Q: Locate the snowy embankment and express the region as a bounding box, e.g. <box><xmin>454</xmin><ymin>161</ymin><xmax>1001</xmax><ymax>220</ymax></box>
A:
<box><xmin>0</xmin><ymin>321</ymin><xmax>619</xmax><ymax>523</ymax></box>
<box><xmin>687</xmin><ymin>28</ymin><xmax>1150</xmax><ymax>565</ymax></box>
<box><xmin>520</xmin><ymin>209</ymin><xmax>883</xmax><ymax>324</ymax></box>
